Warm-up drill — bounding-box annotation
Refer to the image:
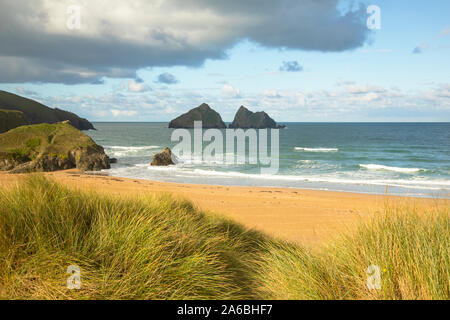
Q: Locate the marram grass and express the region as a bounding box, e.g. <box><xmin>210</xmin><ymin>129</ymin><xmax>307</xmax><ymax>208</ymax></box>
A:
<box><xmin>252</xmin><ymin>203</ymin><xmax>449</xmax><ymax>300</ymax></box>
<box><xmin>0</xmin><ymin>175</ymin><xmax>263</xmax><ymax>300</ymax></box>
<box><xmin>0</xmin><ymin>176</ymin><xmax>448</xmax><ymax>300</ymax></box>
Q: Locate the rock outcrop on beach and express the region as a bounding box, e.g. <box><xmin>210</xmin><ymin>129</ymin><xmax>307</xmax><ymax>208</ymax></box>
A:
<box><xmin>229</xmin><ymin>106</ymin><xmax>285</xmax><ymax>129</ymax></box>
<box><xmin>0</xmin><ymin>121</ymin><xmax>110</xmax><ymax>173</ymax></box>
<box><xmin>169</xmin><ymin>103</ymin><xmax>226</xmax><ymax>129</ymax></box>
<box><xmin>151</xmin><ymin>147</ymin><xmax>176</xmax><ymax>166</ymax></box>
<box><xmin>0</xmin><ymin>90</ymin><xmax>95</xmax><ymax>131</ymax></box>
<box><xmin>0</xmin><ymin>109</ymin><xmax>29</xmax><ymax>133</ymax></box>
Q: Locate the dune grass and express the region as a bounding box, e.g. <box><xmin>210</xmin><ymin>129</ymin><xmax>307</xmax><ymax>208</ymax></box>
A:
<box><xmin>0</xmin><ymin>176</ymin><xmax>448</xmax><ymax>300</ymax></box>
<box><xmin>253</xmin><ymin>203</ymin><xmax>449</xmax><ymax>300</ymax></box>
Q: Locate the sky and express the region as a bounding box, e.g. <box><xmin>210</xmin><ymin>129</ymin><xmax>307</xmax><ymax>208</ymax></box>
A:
<box><xmin>0</xmin><ymin>0</ymin><xmax>449</xmax><ymax>122</ymax></box>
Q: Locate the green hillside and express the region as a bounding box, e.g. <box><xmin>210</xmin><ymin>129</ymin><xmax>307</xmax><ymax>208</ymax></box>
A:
<box><xmin>0</xmin><ymin>122</ymin><xmax>109</xmax><ymax>173</ymax></box>
<box><xmin>0</xmin><ymin>108</ymin><xmax>29</xmax><ymax>133</ymax></box>
<box><xmin>0</xmin><ymin>90</ymin><xmax>94</xmax><ymax>130</ymax></box>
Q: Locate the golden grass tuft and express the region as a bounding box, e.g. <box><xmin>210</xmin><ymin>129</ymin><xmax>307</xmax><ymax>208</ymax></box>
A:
<box><xmin>253</xmin><ymin>202</ymin><xmax>449</xmax><ymax>300</ymax></box>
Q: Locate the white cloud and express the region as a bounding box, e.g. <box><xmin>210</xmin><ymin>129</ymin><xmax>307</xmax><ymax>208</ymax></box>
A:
<box><xmin>15</xmin><ymin>86</ymin><xmax>38</xmax><ymax>96</ymax></box>
<box><xmin>110</xmin><ymin>109</ymin><xmax>138</xmax><ymax>117</ymax></box>
<box><xmin>222</xmin><ymin>84</ymin><xmax>241</xmax><ymax>98</ymax></box>
<box><xmin>353</xmin><ymin>92</ymin><xmax>380</xmax><ymax>102</ymax></box>
<box><xmin>296</xmin><ymin>93</ymin><xmax>306</xmax><ymax>106</ymax></box>
<box><xmin>433</xmin><ymin>84</ymin><xmax>450</xmax><ymax>98</ymax></box>
<box><xmin>128</xmin><ymin>80</ymin><xmax>150</xmax><ymax>93</ymax></box>
<box><xmin>263</xmin><ymin>90</ymin><xmax>282</xmax><ymax>99</ymax></box>
<box><xmin>346</xmin><ymin>85</ymin><xmax>385</xmax><ymax>94</ymax></box>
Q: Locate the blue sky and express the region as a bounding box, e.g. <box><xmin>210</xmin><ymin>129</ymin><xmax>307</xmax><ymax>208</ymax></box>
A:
<box><xmin>0</xmin><ymin>0</ymin><xmax>449</xmax><ymax>122</ymax></box>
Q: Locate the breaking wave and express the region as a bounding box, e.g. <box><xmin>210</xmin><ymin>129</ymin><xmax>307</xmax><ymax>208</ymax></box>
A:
<box><xmin>294</xmin><ymin>147</ymin><xmax>339</xmax><ymax>152</ymax></box>
<box><xmin>360</xmin><ymin>164</ymin><xmax>424</xmax><ymax>174</ymax></box>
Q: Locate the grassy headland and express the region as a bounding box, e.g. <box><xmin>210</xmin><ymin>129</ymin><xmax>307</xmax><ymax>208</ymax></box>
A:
<box><xmin>0</xmin><ymin>176</ymin><xmax>448</xmax><ymax>300</ymax></box>
<box><xmin>0</xmin><ymin>122</ymin><xmax>94</xmax><ymax>159</ymax></box>
<box><xmin>0</xmin><ymin>108</ymin><xmax>29</xmax><ymax>134</ymax></box>
<box><xmin>0</xmin><ymin>90</ymin><xmax>94</xmax><ymax>131</ymax></box>
<box><xmin>0</xmin><ymin>122</ymin><xmax>109</xmax><ymax>173</ymax></box>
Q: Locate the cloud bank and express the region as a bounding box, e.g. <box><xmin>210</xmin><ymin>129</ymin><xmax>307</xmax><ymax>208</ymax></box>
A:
<box><xmin>0</xmin><ymin>0</ymin><xmax>369</xmax><ymax>84</ymax></box>
<box><xmin>24</xmin><ymin>81</ymin><xmax>450</xmax><ymax>122</ymax></box>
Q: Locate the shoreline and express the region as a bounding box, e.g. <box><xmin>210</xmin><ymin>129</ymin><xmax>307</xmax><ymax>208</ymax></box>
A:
<box><xmin>1</xmin><ymin>170</ymin><xmax>446</xmax><ymax>246</ymax></box>
<box><xmin>96</xmin><ymin>170</ymin><xmax>450</xmax><ymax>199</ymax></box>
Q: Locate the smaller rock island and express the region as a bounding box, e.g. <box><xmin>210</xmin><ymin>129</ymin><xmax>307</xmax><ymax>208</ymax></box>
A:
<box><xmin>151</xmin><ymin>148</ymin><xmax>177</xmax><ymax>166</ymax></box>
<box><xmin>229</xmin><ymin>106</ymin><xmax>285</xmax><ymax>129</ymax></box>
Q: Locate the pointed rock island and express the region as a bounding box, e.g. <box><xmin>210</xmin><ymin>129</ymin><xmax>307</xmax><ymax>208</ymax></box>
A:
<box><xmin>229</xmin><ymin>106</ymin><xmax>285</xmax><ymax>129</ymax></box>
<box><xmin>169</xmin><ymin>103</ymin><xmax>226</xmax><ymax>129</ymax></box>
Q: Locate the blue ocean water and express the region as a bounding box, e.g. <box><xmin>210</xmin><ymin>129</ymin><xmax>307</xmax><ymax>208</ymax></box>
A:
<box><xmin>86</xmin><ymin>123</ymin><xmax>450</xmax><ymax>198</ymax></box>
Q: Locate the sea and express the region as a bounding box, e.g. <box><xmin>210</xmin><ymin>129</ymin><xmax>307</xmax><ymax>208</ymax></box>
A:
<box><xmin>86</xmin><ymin>122</ymin><xmax>450</xmax><ymax>198</ymax></box>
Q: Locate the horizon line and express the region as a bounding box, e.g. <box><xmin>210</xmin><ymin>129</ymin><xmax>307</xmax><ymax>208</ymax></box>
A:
<box><xmin>89</xmin><ymin>121</ymin><xmax>450</xmax><ymax>124</ymax></box>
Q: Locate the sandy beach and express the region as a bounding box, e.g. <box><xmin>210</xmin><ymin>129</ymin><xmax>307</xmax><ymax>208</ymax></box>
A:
<box><xmin>0</xmin><ymin>170</ymin><xmax>445</xmax><ymax>246</ymax></box>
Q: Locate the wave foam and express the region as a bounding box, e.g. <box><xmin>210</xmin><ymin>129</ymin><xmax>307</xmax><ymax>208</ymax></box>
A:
<box><xmin>105</xmin><ymin>145</ymin><xmax>160</xmax><ymax>157</ymax></box>
<box><xmin>294</xmin><ymin>147</ymin><xmax>338</xmax><ymax>152</ymax></box>
<box><xmin>360</xmin><ymin>164</ymin><xmax>423</xmax><ymax>173</ymax></box>
<box><xmin>191</xmin><ymin>169</ymin><xmax>450</xmax><ymax>189</ymax></box>
<box><xmin>107</xmin><ymin>164</ymin><xmax>450</xmax><ymax>192</ymax></box>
